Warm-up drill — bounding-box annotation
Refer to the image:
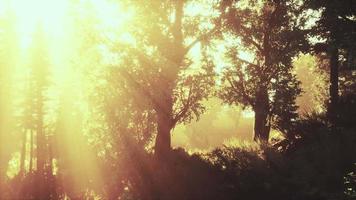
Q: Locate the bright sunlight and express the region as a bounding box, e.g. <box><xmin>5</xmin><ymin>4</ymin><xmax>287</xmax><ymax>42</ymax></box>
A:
<box><xmin>0</xmin><ymin>0</ymin><xmax>354</xmax><ymax>199</ymax></box>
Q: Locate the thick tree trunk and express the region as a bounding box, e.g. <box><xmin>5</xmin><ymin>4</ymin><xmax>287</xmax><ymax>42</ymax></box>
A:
<box><xmin>253</xmin><ymin>87</ymin><xmax>270</xmax><ymax>142</ymax></box>
<box><xmin>254</xmin><ymin>20</ymin><xmax>272</xmax><ymax>142</ymax></box>
<box><xmin>254</xmin><ymin>108</ymin><xmax>270</xmax><ymax>142</ymax></box>
<box><xmin>154</xmin><ymin>0</ymin><xmax>183</xmax><ymax>158</ymax></box>
<box><xmin>153</xmin><ymin>0</ymin><xmax>184</xmax><ymax>158</ymax></box>
<box><xmin>154</xmin><ymin>97</ymin><xmax>174</xmax><ymax>158</ymax></box>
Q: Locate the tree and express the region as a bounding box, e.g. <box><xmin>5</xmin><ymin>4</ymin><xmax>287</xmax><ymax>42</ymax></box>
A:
<box><xmin>120</xmin><ymin>0</ymin><xmax>217</xmax><ymax>156</ymax></box>
<box><xmin>0</xmin><ymin>8</ymin><xmax>18</xmax><ymax>192</ymax></box>
<box><xmin>22</xmin><ymin>25</ymin><xmax>53</xmax><ymax>199</ymax></box>
<box><xmin>218</xmin><ymin>0</ymin><xmax>308</xmax><ymax>142</ymax></box>
<box><xmin>306</xmin><ymin>0</ymin><xmax>356</xmax><ymax>125</ymax></box>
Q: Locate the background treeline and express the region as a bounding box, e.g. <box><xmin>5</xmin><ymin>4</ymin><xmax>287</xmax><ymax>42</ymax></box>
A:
<box><xmin>0</xmin><ymin>0</ymin><xmax>355</xmax><ymax>199</ymax></box>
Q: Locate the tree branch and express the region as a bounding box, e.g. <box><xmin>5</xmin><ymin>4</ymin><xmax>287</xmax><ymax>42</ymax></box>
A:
<box><xmin>184</xmin><ymin>26</ymin><xmax>219</xmax><ymax>56</ymax></box>
<box><xmin>118</xmin><ymin>69</ymin><xmax>161</xmax><ymax>112</ymax></box>
<box><xmin>226</xmin><ymin>75</ymin><xmax>254</xmax><ymax>107</ymax></box>
<box><xmin>239</xmin><ymin>25</ymin><xmax>264</xmax><ymax>53</ymax></box>
<box><xmin>173</xmin><ymin>81</ymin><xmax>193</xmax><ymax>125</ymax></box>
<box><xmin>235</xmin><ymin>56</ymin><xmax>259</xmax><ymax>68</ymax></box>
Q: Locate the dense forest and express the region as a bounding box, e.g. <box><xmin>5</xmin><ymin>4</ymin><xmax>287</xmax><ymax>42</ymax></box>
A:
<box><xmin>0</xmin><ymin>0</ymin><xmax>355</xmax><ymax>199</ymax></box>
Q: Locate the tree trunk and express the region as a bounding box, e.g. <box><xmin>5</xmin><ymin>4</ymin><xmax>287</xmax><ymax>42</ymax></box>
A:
<box><xmin>328</xmin><ymin>42</ymin><xmax>339</xmax><ymax>125</ymax></box>
<box><xmin>48</xmin><ymin>137</ymin><xmax>53</xmax><ymax>176</ymax></box>
<box><xmin>154</xmin><ymin>102</ymin><xmax>173</xmax><ymax>158</ymax></box>
<box><xmin>29</xmin><ymin>130</ymin><xmax>33</xmax><ymax>171</ymax></box>
<box><xmin>253</xmin><ymin>87</ymin><xmax>270</xmax><ymax>142</ymax></box>
<box><xmin>20</xmin><ymin>129</ymin><xmax>27</xmax><ymax>175</ymax></box>
<box><xmin>154</xmin><ymin>0</ymin><xmax>183</xmax><ymax>158</ymax></box>
<box><xmin>37</xmin><ymin>123</ymin><xmax>45</xmax><ymax>176</ymax></box>
<box><xmin>36</xmin><ymin>127</ymin><xmax>46</xmax><ymax>200</ymax></box>
<box><xmin>326</xmin><ymin>5</ymin><xmax>339</xmax><ymax>127</ymax></box>
<box><xmin>254</xmin><ymin>18</ymin><xmax>272</xmax><ymax>142</ymax></box>
<box><xmin>36</xmin><ymin>94</ymin><xmax>47</xmax><ymax>200</ymax></box>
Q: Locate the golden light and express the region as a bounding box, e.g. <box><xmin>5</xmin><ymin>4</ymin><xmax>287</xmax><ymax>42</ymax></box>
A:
<box><xmin>0</xmin><ymin>0</ymin><xmax>259</xmax><ymax>158</ymax></box>
<box><xmin>0</xmin><ymin>0</ymin><xmax>135</xmax><ymax>197</ymax></box>
<box><xmin>8</xmin><ymin>0</ymin><xmax>68</xmax><ymax>48</ymax></box>
<box><xmin>0</xmin><ymin>0</ymin><xmax>136</xmax><ymax>94</ymax></box>
<box><xmin>0</xmin><ymin>0</ymin><xmax>344</xmax><ymax>198</ymax></box>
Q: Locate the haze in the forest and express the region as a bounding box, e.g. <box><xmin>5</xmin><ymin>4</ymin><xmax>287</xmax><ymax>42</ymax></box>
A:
<box><xmin>173</xmin><ymin>54</ymin><xmax>328</xmax><ymax>150</ymax></box>
<box><xmin>0</xmin><ymin>0</ymin><xmax>354</xmax><ymax>199</ymax></box>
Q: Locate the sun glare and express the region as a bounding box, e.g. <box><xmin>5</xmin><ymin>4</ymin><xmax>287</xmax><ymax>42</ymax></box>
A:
<box><xmin>0</xmin><ymin>0</ymin><xmax>135</xmax><ymax>84</ymax></box>
<box><xmin>0</xmin><ymin>0</ymin><xmax>348</xmax><ymax>199</ymax></box>
<box><xmin>0</xmin><ymin>0</ymin><xmax>134</xmax><ymax>197</ymax></box>
<box><xmin>8</xmin><ymin>0</ymin><xmax>69</xmax><ymax>48</ymax></box>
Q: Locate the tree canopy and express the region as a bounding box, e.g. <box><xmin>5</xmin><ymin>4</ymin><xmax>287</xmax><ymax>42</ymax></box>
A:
<box><xmin>0</xmin><ymin>0</ymin><xmax>355</xmax><ymax>199</ymax></box>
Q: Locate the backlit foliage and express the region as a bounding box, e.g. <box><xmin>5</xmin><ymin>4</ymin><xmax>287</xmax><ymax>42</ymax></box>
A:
<box><xmin>0</xmin><ymin>0</ymin><xmax>354</xmax><ymax>199</ymax></box>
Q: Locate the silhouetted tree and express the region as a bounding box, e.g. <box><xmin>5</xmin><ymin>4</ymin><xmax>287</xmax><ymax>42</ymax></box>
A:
<box><xmin>120</xmin><ymin>0</ymin><xmax>217</xmax><ymax>156</ymax></box>
<box><xmin>218</xmin><ymin>0</ymin><xmax>309</xmax><ymax>142</ymax></box>
<box><xmin>307</xmin><ymin>0</ymin><xmax>356</xmax><ymax>125</ymax></box>
<box><xmin>24</xmin><ymin>25</ymin><xmax>53</xmax><ymax>199</ymax></box>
